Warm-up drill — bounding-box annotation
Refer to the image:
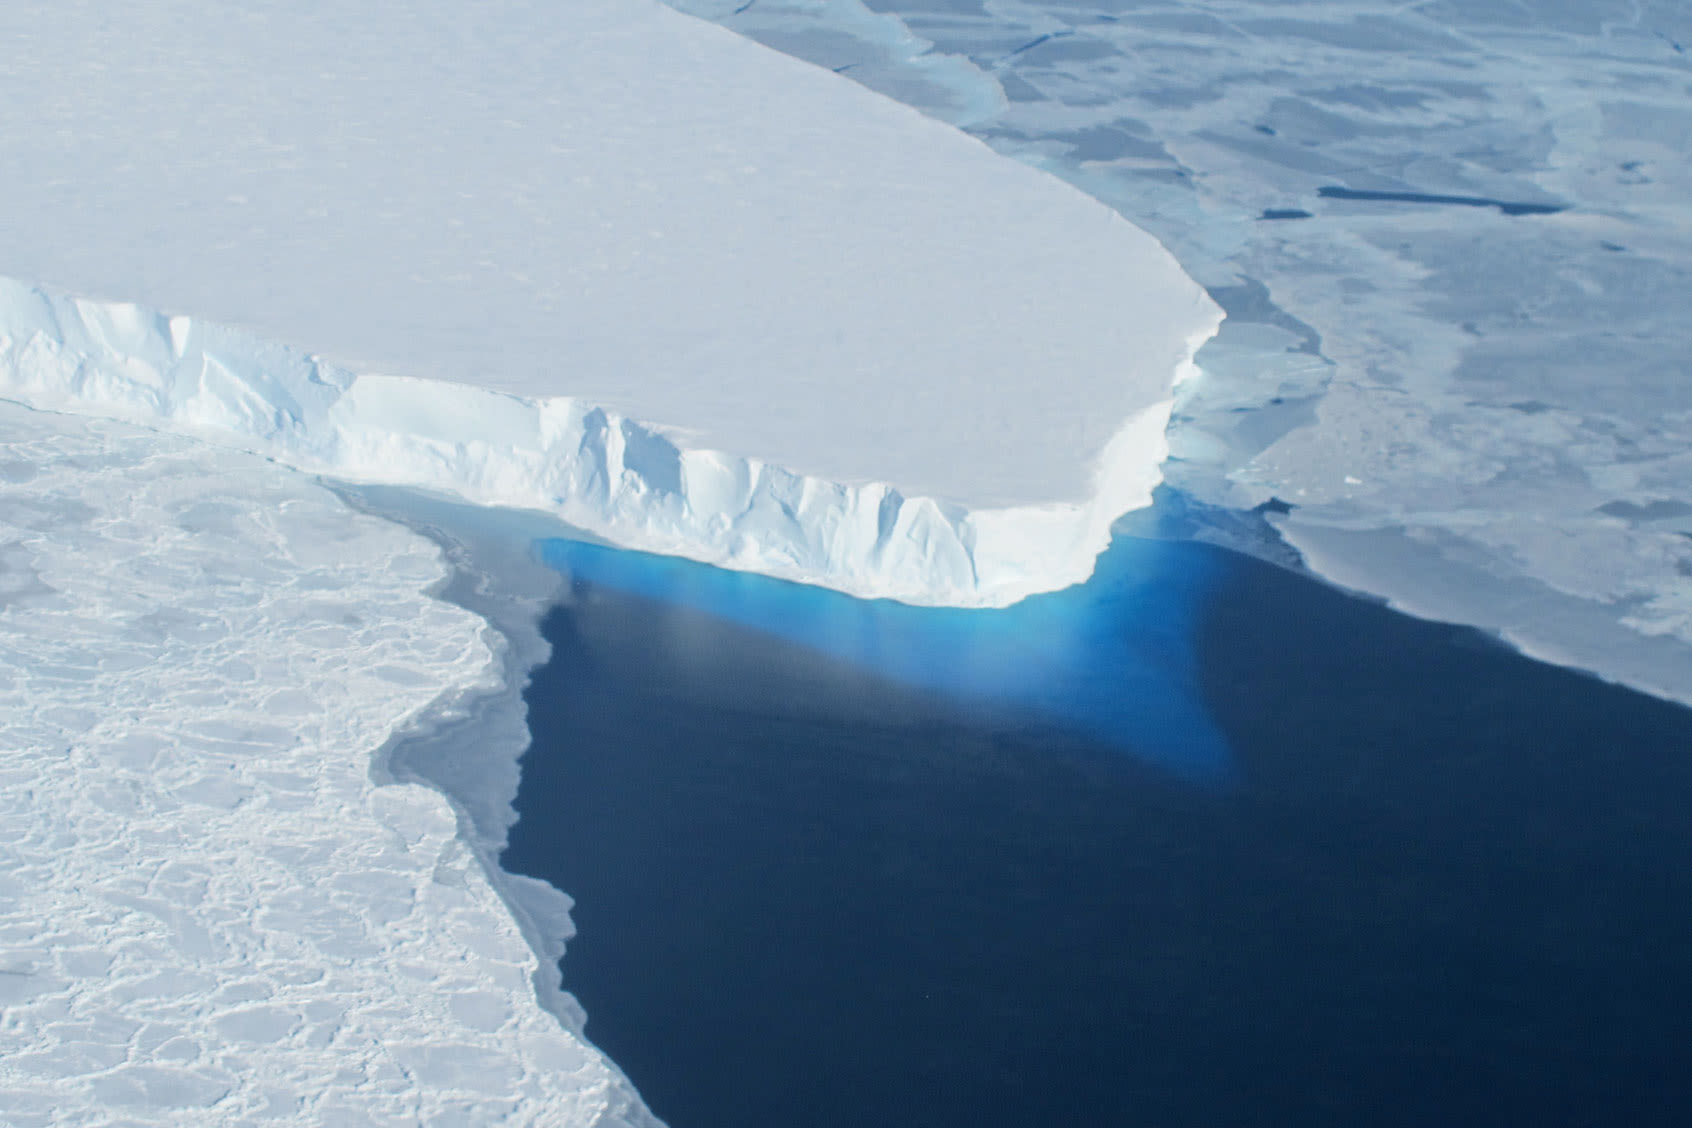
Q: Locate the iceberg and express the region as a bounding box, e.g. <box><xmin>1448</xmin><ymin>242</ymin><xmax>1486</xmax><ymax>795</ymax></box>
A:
<box><xmin>0</xmin><ymin>0</ymin><xmax>1219</xmax><ymax>608</ymax></box>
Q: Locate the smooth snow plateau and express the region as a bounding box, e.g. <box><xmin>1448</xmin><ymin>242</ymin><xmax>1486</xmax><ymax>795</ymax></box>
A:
<box><xmin>0</xmin><ymin>0</ymin><xmax>1219</xmax><ymax>607</ymax></box>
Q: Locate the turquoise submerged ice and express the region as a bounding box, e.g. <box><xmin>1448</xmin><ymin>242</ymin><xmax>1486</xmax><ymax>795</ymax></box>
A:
<box><xmin>541</xmin><ymin>530</ymin><xmax>1233</xmax><ymax>780</ymax></box>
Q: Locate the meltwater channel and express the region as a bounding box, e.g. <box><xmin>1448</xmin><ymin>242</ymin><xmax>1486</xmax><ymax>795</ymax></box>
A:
<box><xmin>501</xmin><ymin>528</ymin><xmax>1692</xmax><ymax>1128</ymax></box>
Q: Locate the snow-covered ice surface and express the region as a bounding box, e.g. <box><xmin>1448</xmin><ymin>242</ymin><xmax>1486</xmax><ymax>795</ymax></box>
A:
<box><xmin>675</xmin><ymin>0</ymin><xmax>1692</xmax><ymax>703</ymax></box>
<box><xmin>0</xmin><ymin>399</ymin><xmax>656</xmax><ymax>1126</ymax></box>
<box><xmin>0</xmin><ymin>0</ymin><xmax>1219</xmax><ymax>608</ymax></box>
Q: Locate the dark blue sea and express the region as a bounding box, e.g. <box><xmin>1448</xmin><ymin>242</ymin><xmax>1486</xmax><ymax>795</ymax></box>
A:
<box><xmin>501</xmin><ymin>531</ymin><xmax>1692</xmax><ymax>1128</ymax></box>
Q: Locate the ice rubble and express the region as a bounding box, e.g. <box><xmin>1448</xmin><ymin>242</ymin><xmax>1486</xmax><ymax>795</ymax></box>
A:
<box><xmin>0</xmin><ymin>401</ymin><xmax>657</xmax><ymax>1126</ymax></box>
<box><xmin>0</xmin><ymin>0</ymin><xmax>1219</xmax><ymax>608</ymax></box>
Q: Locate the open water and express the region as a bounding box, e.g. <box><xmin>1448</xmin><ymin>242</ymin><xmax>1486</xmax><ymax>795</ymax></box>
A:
<box><xmin>502</xmin><ymin>533</ymin><xmax>1692</xmax><ymax>1128</ymax></box>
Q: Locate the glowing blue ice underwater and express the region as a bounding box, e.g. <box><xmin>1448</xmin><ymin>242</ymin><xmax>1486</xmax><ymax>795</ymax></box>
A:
<box><xmin>536</xmin><ymin>532</ymin><xmax>1234</xmax><ymax>780</ymax></box>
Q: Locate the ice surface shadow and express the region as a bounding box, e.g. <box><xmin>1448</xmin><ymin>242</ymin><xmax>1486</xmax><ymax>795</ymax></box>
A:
<box><xmin>534</xmin><ymin>532</ymin><xmax>1234</xmax><ymax>780</ymax></box>
<box><xmin>1318</xmin><ymin>185</ymin><xmax>1567</xmax><ymax>216</ymax></box>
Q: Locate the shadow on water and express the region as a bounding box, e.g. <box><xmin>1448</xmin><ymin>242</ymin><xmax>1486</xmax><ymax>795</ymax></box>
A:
<box><xmin>536</xmin><ymin>534</ymin><xmax>1233</xmax><ymax>780</ymax></box>
<box><xmin>1317</xmin><ymin>185</ymin><xmax>1567</xmax><ymax>216</ymax></box>
<box><xmin>504</xmin><ymin>534</ymin><xmax>1692</xmax><ymax>1128</ymax></box>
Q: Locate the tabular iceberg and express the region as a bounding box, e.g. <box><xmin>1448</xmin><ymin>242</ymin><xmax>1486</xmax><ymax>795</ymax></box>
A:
<box><xmin>0</xmin><ymin>0</ymin><xmax>1219</xmax><ymax>608</ymax></box>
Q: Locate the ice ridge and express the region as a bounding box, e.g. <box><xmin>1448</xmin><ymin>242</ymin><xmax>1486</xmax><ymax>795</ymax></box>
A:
<box><xmin>0</xmin><ymin>277</ymin><xmax>1216</xmax><ymax>608</ymax></box>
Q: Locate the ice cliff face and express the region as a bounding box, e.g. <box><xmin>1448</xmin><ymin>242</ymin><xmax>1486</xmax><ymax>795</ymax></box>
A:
<box><xmin>0</xmin><ymin>279</ymin><xmax>1214</xmax><ymax>607</ymax></box>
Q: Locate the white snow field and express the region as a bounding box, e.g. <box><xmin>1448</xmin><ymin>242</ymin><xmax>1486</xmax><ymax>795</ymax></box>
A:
<box><xmin>0</xmin><ymin>401</ymin><xmax>657</xmax><ymax>1126</ymax></box>
<box><xmin>680</xmin><ymin>0</ymin><xmax>1692</xmax><ymax>704</ymax></box>
<box><xmin>0</xmin><ymin>0</ymin><xmax>1219</xmax><ymax>608</ymax></box>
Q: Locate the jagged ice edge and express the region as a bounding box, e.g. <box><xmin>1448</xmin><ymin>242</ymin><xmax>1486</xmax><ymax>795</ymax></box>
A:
<box><xmin>0</xmin><ymin>277</ymin><xmax>1215</xmax><ymax>607</ymax></box>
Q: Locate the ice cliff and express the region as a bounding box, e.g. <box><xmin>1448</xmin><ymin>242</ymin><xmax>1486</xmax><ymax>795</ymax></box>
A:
<box><xmin>0</xmin><ymin>280</ymin><xmax>1212</xmax><ymax>606</ymax></box>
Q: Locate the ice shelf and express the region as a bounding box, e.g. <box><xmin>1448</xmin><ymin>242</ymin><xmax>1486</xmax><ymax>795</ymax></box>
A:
<box><xmin>0</xmin><ymin>0</ymin><xmax>1219</xmax><ymax>607</ymax></box>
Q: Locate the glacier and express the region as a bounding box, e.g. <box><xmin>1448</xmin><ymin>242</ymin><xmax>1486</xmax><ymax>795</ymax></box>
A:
<box><xmin>0</xmin><ymin>0</ymin><xmax>1219</xmax><ymax>608</ymax></box>
<box><xmin>0</xmin><ymin>278</ymin><xmax>1208</xmax><ymax>609</ymax></box>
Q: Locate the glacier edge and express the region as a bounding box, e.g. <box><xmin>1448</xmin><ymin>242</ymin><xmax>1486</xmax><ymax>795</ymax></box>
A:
<box><xmin>0</xmin><ymin>276</ymin><xmax>1220</xmax><ymax>607</ymax></box>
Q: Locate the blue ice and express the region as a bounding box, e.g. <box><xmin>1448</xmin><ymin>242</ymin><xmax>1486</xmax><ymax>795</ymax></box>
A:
<box><xmin>536</xmin><ymin>533</ymin><xmax>1234</xmax><ymax>781</ymax></box>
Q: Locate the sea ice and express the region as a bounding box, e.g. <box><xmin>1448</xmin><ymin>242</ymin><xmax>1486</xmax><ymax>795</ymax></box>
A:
<box><xmin>0</xmin><ymin>401</ymin><xmax>656</xmax><ymax>1126</ymax></box>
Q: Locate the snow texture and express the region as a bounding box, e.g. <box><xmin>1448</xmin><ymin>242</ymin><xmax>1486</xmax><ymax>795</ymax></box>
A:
<box><xmin>0</xmin><ymin>0</ymin><xmax>1219</xmax><ymax>608</ymax></box>
<box><xmin>0</xmin><ymin>400</ymin><xmax>657</xmax><ymax>1127</ymax></box>
<box><xmin>696</xmin><ymin>0</ymin><xmax>1692</xmax><ymax>703</ymax></box>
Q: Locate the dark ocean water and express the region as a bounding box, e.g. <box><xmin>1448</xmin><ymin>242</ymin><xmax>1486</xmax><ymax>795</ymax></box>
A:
<box><xmin>502</xmin><ymin>534</ymin><xmax>1692</xmax><ymax>1128</ymax></box>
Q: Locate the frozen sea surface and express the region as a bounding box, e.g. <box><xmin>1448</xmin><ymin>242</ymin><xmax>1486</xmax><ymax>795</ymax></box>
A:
<box><xmin>8</xmin><ymin>2</ymin><xmax>1691</xmax><ymax>1122</ymax></box>
<box><xmin>0</xmin><ymin>402</ymin><xmax>654</xmax><ymax>1126</ymax></box>
<box><xmin>670</xmin><ymin>0</ymin><xmax>1692</xmax><ymax>702</ymax></box>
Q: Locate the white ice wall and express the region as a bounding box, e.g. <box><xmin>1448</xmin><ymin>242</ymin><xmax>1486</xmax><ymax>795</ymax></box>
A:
<box><xmin>0</xmin><ymin>280</ymin><xmax>1208</xmax><ymax>606</ymax></box>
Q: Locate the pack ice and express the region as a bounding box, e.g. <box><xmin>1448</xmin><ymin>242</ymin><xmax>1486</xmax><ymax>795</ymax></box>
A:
<box><xmin>0</xmin><ymin>0</ymin><xmax>1218</xmax><ymax>607</ymax></box>
<box><xmin>0</xmin><ymin>401</ymin><xmax>658</xmax><ymax>1126</ymax></box>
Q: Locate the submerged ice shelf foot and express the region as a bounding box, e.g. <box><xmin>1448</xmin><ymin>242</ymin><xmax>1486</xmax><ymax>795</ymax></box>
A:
<box><xmin>540</xmin><ymin>530</ymin><xmax>1235</xmax><ymax>779</ymax></box>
